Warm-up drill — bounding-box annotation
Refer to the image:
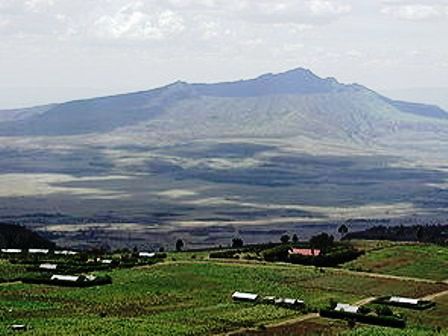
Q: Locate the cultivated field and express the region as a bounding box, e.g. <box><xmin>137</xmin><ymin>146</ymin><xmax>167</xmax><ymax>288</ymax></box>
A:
<box><xmin>1</xmin><ymin>244</ymin><xmax>447</xmax><ymax>335</ymax></box>
<box><xmin>344</xmin><ymin>243</ymin><xmax>448</xmax><ymax>281</ymax></box>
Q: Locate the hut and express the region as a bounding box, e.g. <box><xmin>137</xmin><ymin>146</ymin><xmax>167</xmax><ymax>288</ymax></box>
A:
<box><xmin>39</xmin><ymin>263</ymin><xmax>58</xmax><ymax>270</ymax></box>
<box><xmin>139</xmin><ymin>252</ymin><xmax>156</xmax><ymax>258</ymax></box>
<box><xmin>232</xmin><ymin>291</ymin><xmax>259</xmax><ymax>302</ymax></box>
<box><xmin>29</xmin><ymin>249</ymin><xmax>49</xmax><ymax>254</ymax></box>
<box><xmin>334</xmin><ymin>303</ymin><xmax>359</xmax><ymax>314</ymax></box>
<box><xmin>1</xmin><ymin>249</ymin><xmax>22</xmax><ymax>254</ymax></box>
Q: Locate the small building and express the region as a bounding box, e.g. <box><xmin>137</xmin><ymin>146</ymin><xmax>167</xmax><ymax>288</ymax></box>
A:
<box><xmin>139</xmin><ymin>252</ymin><xmax>156</xmax><ymax>258</ymax></box>
<box><xmin>39</xmin><ymin>263</ymin><xmax>58</xmax><ymax>270</ymax></box>
<box><xmin>232</xmin><ymin>291</ymin><xmax>259</xmax><ymax>302</ymax></box>
<box><xmin>288</xmin><ymin>248</ymin><xmax>321</xmax><ymax>256</ymax></box>
<box><xmin>29</xmin><ymin>249</ymin><xmax>50</xmax><ymax>254</ymax></box>
<box><xmin>1</xmin><ymin>249</ymin><xmax>22</xmax><ymax>254</ymax></box>
<box><xmin>11</xmin><ymin>324</ymin><xmax>27</xmax><ymax>331</ymax></box>
<box><xmin>54</xmin><ymin>250</ymin><xmax>78</xmax><ymax>255</ymax></box>
<box><xmin>275</xmin><ymin>298</ymin><xmax>304</xmax><ymax>307</ymax></box>
<box><xmin>389</xmin><ymin>296</ymin><xmax>419</xmax><ymax>305</ymax></box>
<box><xmin>334</xmin><ymin>303</ymin><xmax>360</xmax><ymax>314</ymax></box>
<box><xmin>51</xmin><ymin>275</ymin><xmax>80</xmax><ymax>282</ymax></box>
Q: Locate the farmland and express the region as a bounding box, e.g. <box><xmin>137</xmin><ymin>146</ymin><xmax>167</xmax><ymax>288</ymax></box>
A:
<box><xmin>1</xmin><ymin>242</ymin><xmax>448</xmax><ymax>336</ymax></box>
<box><xmin>343</xmin><ymin>243</ymin><xmax>448</xmax><ymax>281</ymax></box>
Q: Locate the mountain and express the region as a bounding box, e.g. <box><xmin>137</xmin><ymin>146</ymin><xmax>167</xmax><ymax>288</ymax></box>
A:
<box><xmin>0</xmin><ymin>68</ymin><xmax>447</xmax><ymax>139</ymax></box>
<box><xmin>1</xmin><ymin>68</ymin><xmax>448</xmax><ymax>248</ymax></box>
<box><xmin>0</xmin><ymin>223</ymin><xmax>56</xmax><ymax>249</ymax></box>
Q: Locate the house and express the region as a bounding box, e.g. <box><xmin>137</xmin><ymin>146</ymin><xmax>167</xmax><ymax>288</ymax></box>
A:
<box><xmin>274</xmin><ymin>298</ymin><xmax>304</xmax><ymax>307</ymax></box>
<box><xmin>29</xmin><ymin>249</ymin><xmax>49</xmax><ymax>254</ymax></box>
<box><xmin>139</xmin><ymin>252</ymin><xmax>156</xmax><ymax>258</ymax></box>
<box><xmin>334</xmin><ymin>303</ymin><xmax>360</xmax><ymax>314</ymax></box>
<box><xmin>11</xmin><ymin>325</ymin><xmax>27</xmax><ymax>331</ymax></box>
<box><xmin>51</xmin><ymin>275</ymin><xmax>80</xmax><ymax>282</ymax></box>
<box><xmin>101</xmin><ymin>259</ymin><xmax>113</xmax><ymax>264</ymax></box>
<box><xmin>389</xmin><ymin>296</ymin><xmax>419</xmax><ymax>305</ymax></box>
<box><xmin>288</xmin><ymin>248</ymin><xmax>321</xmax><ymax>256</ymax></box>
<box><xmin>39</xmin><ymin>263</ymin><xmax>58</xmax><ymax>270</ymax></box>
<box><xmin>54</xmin><ymin>250</ymin><xmax>78</xmax><ymax>255</ymax></box>
<box><xmin>1</xmin><ymin>249</ymin><xmax>22</xmax><ymax>254</ymax></box>
<box><xmin>232</xmin><ymin>291</ymin><xmax>259</xmax><ymax>302</ymax></box>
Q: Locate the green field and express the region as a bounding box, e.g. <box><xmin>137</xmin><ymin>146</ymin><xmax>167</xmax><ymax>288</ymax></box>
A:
<box><xmin>343</xmin><ymin>243</ymin><xmax>448</xmax><ymax>281</ymax></box>
<box><xmin>1</xmin><ymin>241</ymin><xmax>448</xmax><ymax>336</ymax></box>
<box><xmin>0</xmin><ymin>260</ymin><xmax>28</xmax><ymax>282</ymax></box>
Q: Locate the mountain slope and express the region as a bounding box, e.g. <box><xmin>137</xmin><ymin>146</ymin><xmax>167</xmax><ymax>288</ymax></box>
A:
<box><xmin>0</xmin><ymin>224</ymin><xmax>55</xmax><ymax>249</ymax></box>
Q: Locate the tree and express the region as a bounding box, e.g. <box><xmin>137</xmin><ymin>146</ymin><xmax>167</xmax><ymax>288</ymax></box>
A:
<box><xmin>415</xmin><ymin>225</ymin><xmax>424</xmax><ymax>241</ymax></box>
<box><xmin>232</xmin><ymin>238</ymin><xmax>244</xmax><ymax>248</ymax></box>
<box><xmin>292</xmin><ymin>234</ymin><xmax>299</xmax><ymax>244</ymax></box>
<box><xmin>175</xmin><ymin>239</ymin><xmax>184</xmax><ymax>252</ymax></box>
<box><xmin>338</xmin><ymin>224</ymin><xmax>348</xmax><ymax>238</ymax></box>
<box><xmin>280</xmin><ymin>234</ymin><xmax>290</xmax><ymax>244</ymax></box>
<box><xmin>375</xmin><ymin>305</ymin><xmax>393</xmax><ymax>317</ymax></box>
<box><xmin>310</xmin><ymin>233</ymin><xmax>334</xmax><ymax>252</ymax></box>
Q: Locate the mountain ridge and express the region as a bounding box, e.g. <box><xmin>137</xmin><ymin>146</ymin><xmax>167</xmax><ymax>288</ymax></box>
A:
<box><xmin>0</xmin><ymin>67</ymin><xmax>447</xmax><ymax>139</ymax></box>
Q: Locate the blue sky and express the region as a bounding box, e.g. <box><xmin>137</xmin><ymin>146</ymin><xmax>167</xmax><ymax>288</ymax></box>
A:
<box><xmin>0</xmin><ymin>0</ymin><xmax>447</xmax><ymax>108</ymax></box>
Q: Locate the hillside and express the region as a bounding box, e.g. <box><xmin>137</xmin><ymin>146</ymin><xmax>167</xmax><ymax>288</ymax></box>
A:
<box><xmin>0</xmin><ymin>223</ymin><xmax>55</xmax><ymax>249</ymax></box>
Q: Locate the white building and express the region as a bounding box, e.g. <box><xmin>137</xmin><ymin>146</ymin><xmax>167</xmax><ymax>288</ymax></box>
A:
<box><xmin>29</xmin><ymin>249</ymin><xmax>49</xmax><ymax>254</ymax></box>
<box><xmin>51</xmin><ymin>275</ymin><xmax>80</xmax><ymax>282</ymax></box>
<box><xmin>139</xmin><ymin>252</ymin><xmax>156</xmax><ymax>258</ymax></box>
<box><xmin>1</xmin><ymin>249</ymin><xmax>22</xmax><ymax>254</ymax></box>
<box><xmin>335</xmin><ymin>303</ymin><xmax>360</xmax><ymax>314</ymax></box>
<box><xmin>389</xmin><ymin>296</ymin><xmax>419</xmax><ymax>305</ymax></box>
<box><xmin>54</xmin><ymin>250</ymin><xmax>78</xmax><ymax>255</ymax></box>
<box><xmin>232</xmin><ymin>291</ymin><xmax>258</xmax><ymax>302</ymax></box>
<box><xmin>39</xmin><ymin>263</ymin><xmax>58</xmax><ymax>270</ymax></box>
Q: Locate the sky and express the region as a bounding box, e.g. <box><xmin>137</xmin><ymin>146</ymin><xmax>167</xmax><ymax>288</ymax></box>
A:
<box><xmin>0</xmin><ymin>0</ymin><xmax>448</xmax><ymax>109</ymax></box>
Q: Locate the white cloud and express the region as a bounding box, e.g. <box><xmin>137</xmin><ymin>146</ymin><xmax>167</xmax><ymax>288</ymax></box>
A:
<box><xmin>25</xmin><ymin>0</ymin><xmax>55</xmax><ymax>12</ymax></box>
<box><xmin>93</xmin><ymin>3</ymin><xmax>185</xmax><ymax>40</ymax></box>
<box><xmin>381</xmin><ymin>1</ymin><xmax>448</xmax><ymax>20</ymax></box>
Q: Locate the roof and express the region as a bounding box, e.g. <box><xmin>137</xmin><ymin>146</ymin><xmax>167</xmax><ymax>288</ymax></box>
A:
<box><xmin>101</xmin><ymin>259</ymin><xmax>113</xmax><ymax>264</ymax></box>
<box><xmin>54</xmin><ymin>250</ymin><xmax>78</xmax><ymax>255</ymax></box>
<box><xmin>274</xmin><ymin>298</ymin><xmax>304</xmax><ymax>305</ymax></box>
<box><xmin>288</xmin><ymin>248</ymin><xmax>321</xmax><ymax>256</ymax></box>
<box><xmin>232</xmin><ymin>291</ymin><xmax>258</xmax><ymax>301</ymax></box>
<box><xmin>139</xmin><ymin>252</ymin><xmax>156</xmax><ymax>258</ymax></box>
<box><xmin>85</xmin><ymin>275</ymin><xmax>97</xmax><ymax>281</ymax></box>
<box><xmin>1</xmin><ymin>249</ymin><xmax>22</xmax><ymax>253</ymax></box>
<box><xmin>29</xmin><ymin>249</ymin><xmax>49</xmax><ymax>254</ymax></box>
<box><xmin>51</xmin><ymin>275</ymin><xmax>80</xmax><ymax>282</ymax></box>
<box><xmin>335</xmin><ymin>303</ymin><xmax>359</xmax><ymax>313</ymax></box>
<box><xmin>39</xmin><ymin>263</ymin><xmax>57</xmax><ymax>270</ymax></box>
<box><xmin>389</xmin><ymin>296</ymin><xmax>419</xmax><ymax>305</ymax></box>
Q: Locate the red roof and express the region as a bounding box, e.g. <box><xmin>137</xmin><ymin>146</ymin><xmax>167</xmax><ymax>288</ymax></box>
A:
<box><xmin>288</xmin><ymin>248</ymin><xmax>321</xmax><ymax>256</ymax></box>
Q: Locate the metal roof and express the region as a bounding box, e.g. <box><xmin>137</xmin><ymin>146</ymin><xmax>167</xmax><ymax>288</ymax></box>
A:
<box><xmin>232</xmin><ymin>291</ymin><xmax>258</xmax><ymax>301</ymax></box>
<box><xmin>335</xmin><ymin>303</ymin><xmax>359</xmax><ymax>313</ymax></box>
<box><xmin>389</xmin><ymin>296</ymin><xmax>419</xmax><ymax>305</ymax></box>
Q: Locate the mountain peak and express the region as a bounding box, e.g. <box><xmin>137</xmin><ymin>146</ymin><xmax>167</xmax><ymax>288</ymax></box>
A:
<box><xmin>191</xmin><ymin>67</ymin><xmax>344</xmax><ymax>97</ymax></box>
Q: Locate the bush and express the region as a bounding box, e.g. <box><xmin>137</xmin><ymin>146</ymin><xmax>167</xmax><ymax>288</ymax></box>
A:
<box><xmin>209</xmin><ymin>250</ymin><xmax>240</xmax><ymax>259</ymax></box>
<box><xmin>261</xmin><ymin>245</ymin><xmax>290</xmax><ymax>262</ymax></box>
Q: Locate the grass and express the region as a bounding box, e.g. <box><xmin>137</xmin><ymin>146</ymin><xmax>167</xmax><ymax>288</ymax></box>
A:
<box><xmin>0</xmin><ymin>260</ymin><xmax>28</xmax><ymax>282</ymax></box>
<box><xmin>343</xmin><ymin>243</ymin><xmax>448</xmax><ymax>281</ymax></box>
